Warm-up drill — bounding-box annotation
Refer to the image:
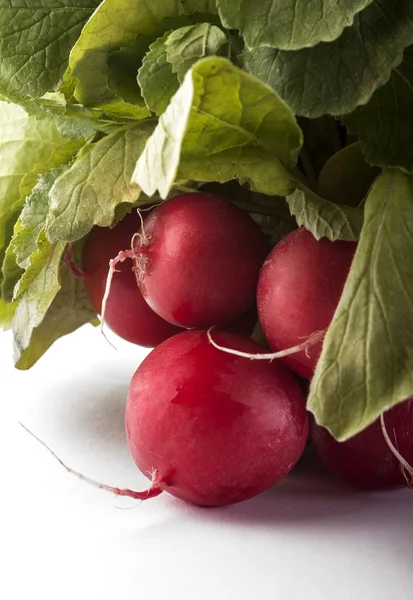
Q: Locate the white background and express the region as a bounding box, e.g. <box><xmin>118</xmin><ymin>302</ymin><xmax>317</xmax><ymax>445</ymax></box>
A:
<box><xmin>1</xmin><ymin>325</ymin><xmax>412</xmax><ymax>600</ymax></box>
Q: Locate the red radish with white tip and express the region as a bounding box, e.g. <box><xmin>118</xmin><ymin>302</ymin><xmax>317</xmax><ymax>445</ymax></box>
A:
<box><xmin>125</xmin><ymin>330</ymin><xmax>308</xmax><ymax>506</ymax></box>
<box><xmin>105</xmin><ymin>193</ymin><xmax>268</xmax><ymax>329</ymax></box>
<box><xmin>21</xmin><ymin>331</ymin><xmax>308</xmax><ymax>507</ymax></box>
<box><xmin>257</xmin><ymin>227</ymin><xmax>356</xmax><ymax>379</ymax></box>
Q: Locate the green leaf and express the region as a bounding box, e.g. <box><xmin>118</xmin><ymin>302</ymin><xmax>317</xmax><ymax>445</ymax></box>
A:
<box><xmin>13</xmin><ymin>258</ymin><xmax>97</xmax><ymax>370</ymax></box>
<box><xmin>1</xmin><ymin>166</ymin><xmax>71</xmax><ymax>302</ymax></box>
<box><xmin>0</xmin><ymin>0</ymin><xmax>100</xmax><ymax>101</ymax></box>
<box><xmin>1</xmin><ymin>244</ymin><xmax>23</xmax><ymax>302</ymax></box>
<box><xmin>218</xmin><ymin>0</ymin><xmax>373</xmax><ymax>50</ymax></box>
<box><xmin>165</xmin><ymin>23</ymin><xmax>229</xmax><ymax>82</ymax></box>
<box><xmin>133</xmin><ymin>57</ymin><xmax>302</xmax><ymax>199</ymax></box>
<box><xmin>68</xmin><ymin>0</ymin><xmax>217</xmax><ymax>107</ymax></box>
<box><xmin>138</xmin><ymin>33</ymin><xmax>180</xmax><ymax>116</ymax></box>
<box><xmin>13</xmin><ymin>233</ymin><xmax>57</xmax><ymax>300</ymax></box>
<box><xmin>22</xmin><ymin>92</ymin><xmax>124</xmax><ymax>137</ymax></box>
<box><xmin>12</xmin><ymin>240</ymin><xmax>65</xmax><ymax>356</ymax></box>
<box><xmin>308</xmin><ymin>169</ymin><xmax>413</xmax><ymax>440</ymax></box>
<box><xmin>0</xmin><ymin>101</ymin><xmax>81</xmax><ymax>274</ymax></box>
<box><xmin>343</xmin><ymin>45</ymin><xmax>413</xmax><ymax>174</ymax></box>
<box><xmin>244</xmin><ymin>0</ymin><xmax>413</xmax><ymax>118</ymax></box>
<box><xmin>0</xmin><ymin>297</ymin><xmax>16</xmax><ymax>330</ymax></box>
<box><xmin>286</xmin><ymin>184</ymin><xmax>364</xmax><ymax>241</ymax></box>
<box><xmin>318</xmin><ymin>143</ymin><xmax>380</xmax><ymax>207</ymax></box>
<box><xmin>16</xmin><ymin>169</ymin><xmax>68</xmax><ymax>270</ymax></box>
<box><xmin>46</xmin><ymin>121</ymin><xmax>155</xmax><ymax>243</ymax></box>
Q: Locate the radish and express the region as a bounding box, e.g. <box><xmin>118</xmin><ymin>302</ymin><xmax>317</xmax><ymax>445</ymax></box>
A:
<box><xmin>82</xmin><ymin>212</ymin><xmax>183</xmax><ymax>347</ymax></box>
<box><xmin>22</xmin><ymin>330</ymin><xmax>308</xmax><ymax>507</ymax></box>
<box><xmin>257</xmin><ymin>227</ymin><xmax>356</xmax><ymax>379</ymax></box>
<box><xmin>125</xmin><ymin>330</ymin><xmax>308</xmax><ymax>506</ymax></box>
<box><xmin>310</xmin><ymin>398</ymin><xmax>413</xmax><ymax>490</ymax></box>
<box><xmin>107</xmin><ymin>193</ymin><xmax>268</xmax><ymax>329</ymax></box>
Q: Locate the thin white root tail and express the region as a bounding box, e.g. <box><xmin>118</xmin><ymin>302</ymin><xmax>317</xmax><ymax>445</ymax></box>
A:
<box><xmin>19</xmin><ymin>422</ymin><xmax>165</xmax><ymax>501</ymax></box>
<box><xmin>207</xmin><ymin>328</ymin><xmax>326</xmax><ymax>361</ymax></box>
<box><xmin>380</xmin><ymin>414</ymin><xmax>413</xmax><ymax>489</ymax></box>
<box><xmin>101</xmin><ymin>248</ymin><xmax>136</xmax><ymax>337</ymax></box>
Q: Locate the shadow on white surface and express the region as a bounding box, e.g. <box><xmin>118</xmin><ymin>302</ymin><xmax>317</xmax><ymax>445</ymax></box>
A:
<box><xmin>1</xmin><ymin>326</ymin><xmax>412</xmax><ymax>600</ymax></box>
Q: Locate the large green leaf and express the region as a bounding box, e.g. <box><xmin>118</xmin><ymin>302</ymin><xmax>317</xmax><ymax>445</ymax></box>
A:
<box><xmin>68</xmin><ymin>0</ymin><xmax>217</xmax><ymax>107</ymax></box>
<box><xmin>218</xmin><ymin>0</ymin><xmax>373</xmax><ymax>51</ymax></box>
<box><xmin>133</xmin><ymin>58</ymin><xmax>302</xmax><ymax>199</ymax></box>
<box><xmin>343</xmin><ymin>46</ymin><xmax>413</xmax><ymax>174</ymax></box>
<box><xmin>165</xmin><ymin>23</ymin><xmax>229</xmax><ymax>82</ymax></box>
<box><xmin>13</xmin><ymin>257</ymin><xmax>97</xmax><ymax>370</ymax></box>
<box><xmin>138</xmin><ymin>33</ymin><xmax>180</xmax><ymax>116</ymax></box>
<box><xmin>309</xmin><ymin>169</ymin><xmax>413</xmax><ymax>440</ymax></box>
<box><xmin>286</xmin><ymin>184</ymin><xmax>364</xmax><ymax>241</ymax></box>
<box><xmin>0</xmin><ymin>0</ymin><xmax>100</xmax><ymax>101</ymax></box>
<box><xmin>0</xmin><ymin>101</ymin><xmax>81</xmax><ymax>277</ymax></box>
<box><xmin>46</xmin><ymin>121</ymin><xmax>155</xmax><ymax>243</ymax></box>
<box><xmin>244</xmin><ymin>0</ymin><xmax>413</xmax><ymax>118</ymax></box>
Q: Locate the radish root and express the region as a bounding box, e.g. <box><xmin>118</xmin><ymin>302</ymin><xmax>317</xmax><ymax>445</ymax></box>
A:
<box><xmin>380</xmin><ymin>414</ymin><xmax>413</xmax><ymax>489</ymax></box>
<box><xmin>101</xmin><ymin>209</ymin><xmax>150</xmax><ymax>335</ymax></box>
<box><xmin>64</xmin><ymin>243</ymin><xmax>86</xmax><ymax>279</ymax></box>
<box><xmin>207</xmin><ymin>328</ymin><xmax>326</xmax><ymax>361</ymax></box>
<box><xmin>101</xmin><ymin>248</ymin><xmax>139</xmax><ymax>335</ymax></box>
<box><xmin>19</xmin><ymin>422</ymin><xmax>166</xmax><ymax>501</ymax></box>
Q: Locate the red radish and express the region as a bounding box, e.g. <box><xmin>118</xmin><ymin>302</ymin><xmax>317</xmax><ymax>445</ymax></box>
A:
<box><xmin>257</xmin><ymin>228</ymin><xmax>356</xmax><ymax>379</ymax></box>
<box><xmin>82</xmin><ymin>212</ymin><xmax>183</xmax><ymax>347</ymax></box>
<box><xmin>125</xmin><ymin>330</ymin><xmax>308</xmax><ymax>506</ymax></box>
<box><xmin>111</xmin><ymin>193</ymin><xmax>268</xmax><ymax>329</ymax></box>
<box><xmin>310</xmin><ymin>398</ymin><xmax>413</xmax><ymax>490</ymax></box>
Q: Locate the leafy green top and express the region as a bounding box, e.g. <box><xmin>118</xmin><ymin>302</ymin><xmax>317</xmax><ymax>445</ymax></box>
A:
<box><xmin>0</xmin><ymin>1</ymin><xmax>412</xmax><ymax>441</ymax></box>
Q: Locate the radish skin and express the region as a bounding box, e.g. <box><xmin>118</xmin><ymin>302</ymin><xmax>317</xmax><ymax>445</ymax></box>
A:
<box><xmin>310</xmin><ymin>397</ymin><xmax>413</xmax><ymax>490</ymax></box>
<box><xmin>134</xmin><ymin>193</ymin><xmax>268</xmax><ymax>329</ymax></box>
<box><xmin>126</xmin><ymin>330</ymin><xmax>308</xmax><ymax>507</ymax></box>
<box><xmin>82</xmin><ymin>212</ymin><xmax>183</xmax><ymax>347</ymax></box>
<box><xmin>257</xmin><ymin>228</ymin><xmax>356</xmax><ymax>379</ymax></box>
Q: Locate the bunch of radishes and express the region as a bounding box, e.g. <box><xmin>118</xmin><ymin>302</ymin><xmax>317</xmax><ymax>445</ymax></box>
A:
<box><xmin>76</xmin><ymin>193</ymin><xmax>412</xmax><ymax>507</ymax></box>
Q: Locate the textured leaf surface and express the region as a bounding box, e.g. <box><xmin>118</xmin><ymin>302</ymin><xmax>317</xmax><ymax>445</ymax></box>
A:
<box><xmin>46</xmin><ymin>122</ymin><xmax>155</xmax><ymax>242</ymax></box>
<box><xmin>13</xmin><ymin>259</ymin><xmax>96</xmax><ymax>369</ymax></box>
<box><xmin>218</xmin><ymin>0</ymin><xmax>373</xmax><ymax>50</ymax></box>
<box><xmin>133</xmin><ymin>58</ymin><xmax>302</xmax><ymax>199</ymax></box>
<box><xmin>0</xmin><ymin>0</ymin><xmax>100</xmax><ymax>100</ymax></box>
<box><xmin>343</xmin><ymin>45</ymin><xmax>413</xmax><ymax>173</ymax></box>
<box><xmin>309</xmin><ymin>170</ymin><xmax>413</xmax><ymax>439</ymax></box>
<box><xmin>244</xmin><ymin>0</ymin><xmax>413</xmax><ymax>118</ymax></box>
<box><xmin>68</xmin><ymin>0</ymin><xmax>217</xmax><ymax>107</ymax></box>
<box><xmin>287</xmin><ymin>185</ymin><xmax>364</xmax><ymax>241</ymax></box>
<box><xmin>138</xmin><ymin>33</ymin><xmax>180</xmax><ymax>116</ymax></box>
